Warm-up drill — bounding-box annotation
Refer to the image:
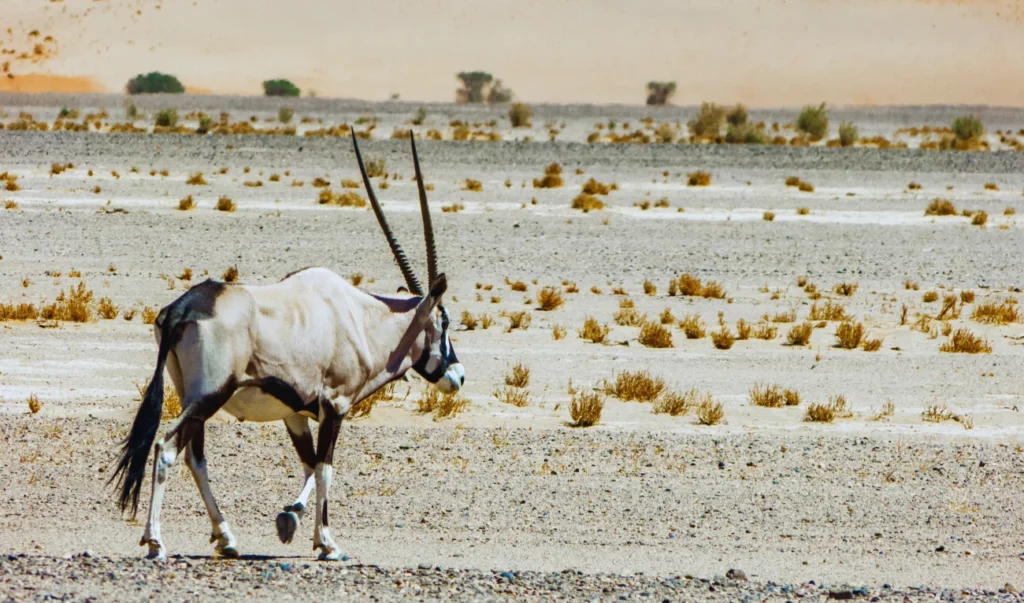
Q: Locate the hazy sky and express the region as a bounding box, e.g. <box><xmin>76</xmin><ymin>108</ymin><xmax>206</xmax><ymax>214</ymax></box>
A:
<box><xmin>3</xmin><ymin>0</ymin><xmax>1023</xmax><ymax>106</ymax></box>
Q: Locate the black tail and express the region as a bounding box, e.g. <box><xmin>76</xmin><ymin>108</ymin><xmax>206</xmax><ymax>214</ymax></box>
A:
<box><xmin>110</xmin><ymin>318</ymin><xmax>175</xmax><ymax>518</ymax></box>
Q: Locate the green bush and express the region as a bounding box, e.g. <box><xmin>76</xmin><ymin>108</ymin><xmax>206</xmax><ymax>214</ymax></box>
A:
<box><xmin>263</xmin><ymin>79</ymin><xmax>301</xmax><ymax>97</ymax></box>
<box><xmin>796</xmin><ymin>103</ymin><xmax>828</xmax><ymax>141</ymax></box>
<box><xmin>196</xmin><ymin>114</ymin><xmax>213</xmax><ymax>134</ymax></box>
<box><xmin>688</xmin><ymin>102</ymin><xmax>726</xmax><ymax>138</ymax></box>
<box><xmin>411</xmin><ymin>106</ymin><xmax>427</xmax><ymax>125</ymax></box>
<box><xmin>126</xmin><ymin>72</ymin><xmax>185</xmax><ymax>95</ymax></box>
<box><xmin>726</xmin><ymin>104</ymin><xmax>748</xmax><ymax>126</ymax></box>
<box><xmin>952</xmin><ymin>115</ymin><xmax>984</xmax><ymax>141</ymax></box>
<box><xmin>278</xmin><ymin>107</ymin><xmax>294</xmax><ymax>123</ymax></box>
<box><xmin>508</xmin><ymin>102</ymin><xmax>532</xmax><ymax>127</ymax></box>
<box><xmin>725</xmin><ymin>122</ymin><xmax>766</xmax><ymax>144</ymax></box>
<box><xmin>838</xmin><ymin>121</ymin><xmax>858</xmax><ymax>147</ymax></box>
<box><xmin>154</xmin><ymin>108</ymin><xmax>178</xmax><ymax>127</ymax></box>
<box><xmin>646</xmin><ymin>81</ymin><xmax>677</xmax><ymax>106</ymax></box>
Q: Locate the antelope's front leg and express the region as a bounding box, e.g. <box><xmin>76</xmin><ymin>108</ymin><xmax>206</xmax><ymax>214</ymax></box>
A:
<box><xmin>312</xmin><ymin>399</ymin><xmax>345</xmax><ymax>560</ymax></box>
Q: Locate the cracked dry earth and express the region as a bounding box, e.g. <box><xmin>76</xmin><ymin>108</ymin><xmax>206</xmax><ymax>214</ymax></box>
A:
<box><xmin>1</xmin><ymin>97</ymin><xmax>1024</xmax><ymax>601</ymax></box>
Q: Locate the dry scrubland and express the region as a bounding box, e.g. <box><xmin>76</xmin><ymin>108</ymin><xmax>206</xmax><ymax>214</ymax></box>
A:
<box><xmin>1</xmin><ymin>95</ymin><xmax>1024</xmax><ymax>600</ymax></box>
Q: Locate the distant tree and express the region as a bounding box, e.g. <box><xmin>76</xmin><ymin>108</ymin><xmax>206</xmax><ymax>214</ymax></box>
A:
<box><xmin>456</xmin><ymin>71</ymin><xmax>494</xmax><ymax>104</ymax></box>
<box><xmin>263</xmin><ymin>79</ymin><xmax>301</xmax><ymax>97</ymax></box>
<box><xmin>487</xmin><ymin>79</ymin><xmax>514</xmax><ymax>103</ymax></box>
<box><xmin>646</xmin><ymin>81</ymin><xmax>677</xmax><ymax>106</ymax></box>
<box><xmin>726</xmin><ymin>104</ymin><xmax>748</xmax><ymax>126</ymax></box>
<box><xmin>126</xmin><ymin>72</ymin><xmax>184</xmax><ymax>95</ymax></box>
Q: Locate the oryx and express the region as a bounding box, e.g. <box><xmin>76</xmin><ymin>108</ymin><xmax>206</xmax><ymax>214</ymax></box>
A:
<box><xmin>111</xmin><ymin>132</ymin><xmax>464</xmax><ymax>561</ymax></box>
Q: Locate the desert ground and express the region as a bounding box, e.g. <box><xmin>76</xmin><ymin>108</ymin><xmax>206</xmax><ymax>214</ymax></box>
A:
<box><xmin>1</xmin><ymin>94</ymin><xmax>1023</xmax><ymax>601</ymax></box>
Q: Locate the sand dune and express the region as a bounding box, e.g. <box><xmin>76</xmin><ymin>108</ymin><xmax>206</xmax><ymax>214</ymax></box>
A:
<box><xmin>2</xmin><ymin>0</ymin><xmax>1023</xmax><ymax>105</ymax></box>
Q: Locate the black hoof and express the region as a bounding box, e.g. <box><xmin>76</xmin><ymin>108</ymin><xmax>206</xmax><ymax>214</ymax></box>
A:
<box><xmin>276</xmin><ymin>511</ymin><xmax>300</xmax><ymax>544</ymax></box>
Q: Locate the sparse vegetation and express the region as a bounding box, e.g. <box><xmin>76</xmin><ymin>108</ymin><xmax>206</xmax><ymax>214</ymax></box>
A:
<box><xmin>571</xmin><ymin>193</ymin><xmax>605</xmax><ymax>212</ymax></box>
<box><xmin>464</xmin><ymin>179</ymin><xmax>483</xmax><ymax>192</ymax></box>
<box><xmin>604</xmin><ymin>370</ymin><xmax>664</xmax><ymax>402</ymax></box>
<box><xmin>154</xmin><ymin>108</ymin><xmax>178</xmax><ymax>128</ymax></box>
<box><xmin>952</xmin><ymin>115</ymin><xmax>984</xmax><ymax>142</ymax></box>
<box><xmin>178</xmin><ymin>195</ymin><xmax>195</xmax><ymax>211</ymax></box>
<box><xmin>940</xmin><ymin>328</ymin><xmax>991</xmax><ymax>353</ymax></box>
<box><xmin>838</xmin><ymin>121</ymin><xmax>858</xmax><ymax>147</ymax></box>
<box><xmin>222</xmin><ymin>265</ymin><xmax>239</xmax><ymax>282</ymax></box>
<box><xmin>834</xmin><ymin>321</ymin><xmax>865</xmax><ymax>349</ymax></box>
<box><xmin>578</xmin><ymin>316</ymin><xmax>610</xmax><ymax>343</ymax></box>
<box><xmin>504</xmin><ymin>362</ymin><xmax>530</xmax><ymax>388</ymax></box>
<box><xmin>508</xmin><ymin>102</ymin><xmax>533</xmax><ymax>127</ymax></box>
<box><xmin>688</xmin><ymin>103</ymin><xmax>725</xmax><ymax>138</ymax></box>
<box><xmin>570</xmin><ymin>390</ymin><xmax>604</xmax><ymax>427</ymax></box>
<box><xmin>679</xmin><ymin>313</ymin><xmax>706</xmax><ymax>339</ymax></box>
<box><xmin>710</xmin><ymin>326</ymin><xmax>735</xmax><ymax>350</ymax></box>
<box><xmin>28</xmin><ymin>394</ymin><xmax>42</xmax><ymax>415</ymax></box>
<box><xmin>970</xmin><ymin>298</ymin><xmax>1019</xmax><ymax>324</ymax></box>
<box><xmin>925</xmin><ymin>198</ymin><xmax>957</xmax><ymax>216</ymax></box>
<box><xmin>39</xmin><ymin>282</ymin><xmax>94</xmax><ymax>323</ymax></box>
<box><xmin>695</xmin><ymin>396</ymin><xmax>724</xmax><ymax>425</ymax></box>
<box><xmin>834</xmin><ymin>282</ymin><xmax>858</xmax><ymax>296</ymax></box>
<box><xmin>972</xmin><ymin>211</ymin><xmax>988</xmax><ymax>226</ymax></box>
<box><xmin>762</xmin><ymin>211</ymin><xmax>775</xmax><ymax>222</ymax></box>
<box><xmin>215</xmin><ymin>195</ymin><xmax>236</xmax><ymax>212</ymax></box>
<box><xmin>126</xmin><ymin>72</ymin><xmax>184</xmax><ymax>95</ymax></box>
<box><xmin>653</xmin><ymin>388</ymin><xmax>699</xmax><ymax>416</ymax></box>
<box><xmin>786</xmin><ymin>322</ymin><xmax>813</xmax><ymax>346</ymax></box>
<box><xmin>263</xmin><ymin>79</ymin><xmax>301</xmax><ymax>97</ymax></box>
<box><xmin>638</xmin><ymin>321</ymin><xmax>674</xmax><ymax>348</ymax></box>
<box><xmin>687</xmin><ymin>171</ymin><xmax>711</xmax><ymax>186</ymax></box>
<box><xmin>494</xmin><ymin>386</ymin><xmax>530</xmax><ymax>408</ymax></box>
<box><xmin>536</xmin><ymin>286</ymin><xmax>564</xmax><ymax>311</ymax></box>
<box><xmin>796</xmin><ymin>103</ymin><xmax>828</xmax><ymax>141</ymax></box>
<box><xmin>186</xmin><ymin>172</ymin><xmax>207</xmax><ymax>186</ymax></box>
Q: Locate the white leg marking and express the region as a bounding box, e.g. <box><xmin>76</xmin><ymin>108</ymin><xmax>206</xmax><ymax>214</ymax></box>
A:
<box><xmin>313</xmin><ymin>462</ymin><xmax>340</xmax><ymax>560</ymax></box>
<box><xmin>142</xmin><ymin>439</ymin><xmax>179</xmax><ymax>560</ymax></box>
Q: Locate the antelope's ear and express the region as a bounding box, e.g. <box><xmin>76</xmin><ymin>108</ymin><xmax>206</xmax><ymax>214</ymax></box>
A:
<box><xmin>428</xmin><ymin>273</ymin><xmax>448</xmax><ymax>301</ymax></box>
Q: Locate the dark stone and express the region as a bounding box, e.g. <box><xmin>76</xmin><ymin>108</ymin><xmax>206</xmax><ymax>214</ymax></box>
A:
<box><xmin>726</xmin><ymin>569</ymin><xmax>748</xmax><ymax>581</ymax></box>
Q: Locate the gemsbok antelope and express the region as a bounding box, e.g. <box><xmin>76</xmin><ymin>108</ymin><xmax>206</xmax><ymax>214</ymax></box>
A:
<box><xmin>111</xmin><ymin>132</ymin><xmax>465</xmax><ymax>561</ymax></box>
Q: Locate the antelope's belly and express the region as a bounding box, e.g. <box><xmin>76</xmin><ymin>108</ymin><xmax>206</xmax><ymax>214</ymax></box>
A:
<box><xmin>222</xmin><ymin>386</ymin><xmax>299</xmax><ymax>422</ymax></box>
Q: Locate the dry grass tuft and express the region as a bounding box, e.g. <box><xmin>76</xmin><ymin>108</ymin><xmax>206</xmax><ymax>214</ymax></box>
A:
<box><xmin>940</xmin><ymin>328</ymin><xmax>991</xmax><ymax>353</ymax></box>
<box><xmin>570</xmin><ymin>390</ymin><xmax>604</xmax><ymax>427</ymax></box>
<box><xmin>922</xmin><ymin>290</ymin><xmax>938</xmax><ymax>303</ymax></box>
<box><xmin>970</xmin><ymin>298</ymin><xmax>1019</xmax><ymax>324</ymax></box>
<box><xmin>798</xmin><ymin>181</ymin><xmax>814</xmax><ymax>193</ymax></box>
<box><xmin>786</xmin><ymin>322</ymin><xmax>813</xmax><ymax>346</ymax></box>
<box><xmin>222</xmin><ymin>265</ymin><xmax>239</xmax><ymax>282</ymax></box>
<box><xmin>687</xmin><ymin>171</ymin><xmax>711</xmax><ymax>186</ymax></box>
<box><xmin>660</xmin><ymin>307</ymin><xmax>675</xmax><ymax>325</ymax></box>
<box><xmin>40</xmin><ymin>282</ymin><xmax>94</xmax><ymax>322</ymax></box>
<box><xmin>571</xmin><ymin>193</ymin><xmax>606</xmax><ymax>212</ymax></box>
<box><xmin>653</xmin><ymin>389</ymin><xmax>699</xmax><ymax>416</ymax></box>
<box><xmin>460</xmin><ymin>310</ymin><xmax>479</xmax><ymax>330</ymax></box>
<box><xmin>809</xmin><ymin>300</ymin><xmax>847</xmax><ymax>321</ymax></box>
<box><xmin>834</xmin><ymin>321</ymin><xmax>865</xmax><ymax>349</ymax></box>
<box><xmin>350</xmin><ymin>382</ymin><xmax>399</xmax><ymax>418</ymax></box>
<box><xmin>643</xmin><ymin>280</ymin><xmax>657</xmax><ymax>296</ymax></box>
<box><xmin>604</xmin><ymin>370</ymin><xmax>665</xmax><ymax>402</ymax></box>
<box><xmin>710</xmin><ymin>326</ymin><xmax>735</xmax><ymax>349</ymax></box>
<box><xmin>416</xmin><ymin>387</ymin><xmax>470</xmax><ymax>420</ymax></box>
<box><xmin>215</xmin><ymin>195</ymin><xmax>236</xmax><ymax>212</ymax></box>
<box><xmin>504</xmin><ymin>362</ymin><xmax>530</xmax><ymax>388</ymax></box>
<box><xmin>833</xmin><ymin>282</ymin><xmax>858</xmax><ymax>296</ymax></box>
<box><xmin>701</xmin><ymin>281</ymin><xmax>726</xmax><ymax>299</ymax></box>
<box><xmin>537</xmin><ymin>286</ymin><xmax>564</xmax><ymax>311</ymax></box>
<box><xmin>750</xmin><ymin>383</ymin><xmax>787</xmax><ymax>408</ymax></box>
<box><xmin>178</xmin><ymin>195</ymin><xmax>195</xmax><ymax>211</ymax></box>
<box><xmin>695</xmin><ymin>396</ymin><xmax>724</xmax><ymax>425</ymax></box>
<box><xmin>762</xmin><ymin>211</ymin><xmax>776</xmax><ymax>222</ymax></box>
<box><xmin>679</xmin><ymin>313</ymin><xmax>706</xmax><ymax>339</ymax></box>
<box><xmin>925</xmin><ymin>198</ymin><xmax>957</xmax><ymax>216</ymax></box>
<box><xmin>97</xmin><ymin>297</ymin><xmax>119</xmax><ymax>320</ymax></box>
<box><xmin>675</xmin><ymin>273</ymin><xmax>702</xmax><ymax>296</ymax></box>
<box><xmin>581</xmin><ymin>178</ymin><xmax>612</xmax><ymax>195</ymax></box>
<box><xmin>504</xmin><ymin>310</ymin><xmax>532</xmax><ymax>331</ymax></box>
<box><xmin>552</xmin><ymin>324</ymin><xmax>566</xmax><ymax>340</ymax></box>
<box><xmin>463</xmin><ymin>178</ymin><xmax>483</xmax><ymax>192</ymax></box>
<box><xmin>579</xmin><ymin>316</ymin><xmax>610</xmax><ymax>343</ymax></box>
<box><xmin>638</xmin><ymin>321</ymin><xmax>674</xmax><ymax>348</ymax></box>
<box><xmin>983</xmin><ymin>182</ymin><xmax>999</xmax><ymax>191</ymax></box>
<box><xmin>495</xmin><ymin>386</ymin><xmax>530</xmax><ymax>407</ymax></box>
<box><xmin>735</xmin><ymin>318</ymin><xmax>752</xmax><ymax>340</ymax></box>
<box><xmin>971</xmin><ymin>211</ymin><xmax>988</xmax><ymax>226</ymax></box>
<box><xmin>804</xmin><ymin>402</ymin><xmax>835</xmax><ymax>423</ymax></box>
<box><xmin>186</xmin><ymin>172</ymin><xmax>207</xmax><ymax>186</ymax></box>
<box><xmin>28</xmin><ymin>394</ymin><xmax>42</xmax><ymax>414</ymax></box>
<box><xmin>960</xmin><ymin>290</ymin><xmax>976</xmax><ymax>303</ymax></box>
<box><xmin>441</xmin><ymin>203</ymin><xmax>465</xmax><ymax>213</ymax></box>
<box><xmin>862</xmin><ymin>337</ymin><xmax>883</xmax><ymax>352</ymax></box>
<box><xmin>533</xmin><ymin>163</ymin><xmax>564</xmax><ymax>188</ymax></box>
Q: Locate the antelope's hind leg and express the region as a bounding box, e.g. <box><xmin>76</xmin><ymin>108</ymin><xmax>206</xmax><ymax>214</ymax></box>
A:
<box><xmin>312</xmin><ymin>398</ymin><xmax>346</xmax><ymax>561</ymax></box>
<box><xmin>276</xmin><ymin>413</ymin><xmax>316</xmax><ymax>544</ymax></box>
<box><xmin>184</xmin><ymin>420</ymin><xmax>239</xmax><ymax>558</ymax></box>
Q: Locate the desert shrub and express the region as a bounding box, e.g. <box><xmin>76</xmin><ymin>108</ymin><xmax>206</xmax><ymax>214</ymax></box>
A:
<box><xmin>763</xmin><ymin>211</ymin><xmax>775</xmax><ymax>222</ymax></box>
<box><xmin>725</xmin><ymin>123</ymin><xmax>766</xmax><ymax>144</ymax></box>
<box><xmin>278</xmin><ymin>107</ymin><xmax>294</xmax><ymax>123</ymax></box>
<box><xmin>940</xmin><ymin>328</ymin><xmax>991</xmax><ymax>353</ymax></box>
<box><xmin>710</xmin><ymin>326</ymin><xmax>735</xmax><ymax>349</ymax></box>
<box><xmin>537</xmin><ymin>286</ymin><xmax>563</xmax><ymax>311</ymax></box>
<box><xmin>653</xmin><ymin>388</ymin><xmax>699</xmax><ymax>416</ymax></box>
<box><xmin>750</xmin><ymin>383</ymin><xmax>787</xmax><ymax>408</ymax></box>
<box><xmin>659</xmin><ymin>308</ymin><xmax>675</xmax><ymax>325</ymax></box>
<box><xmin>952</xmin><ymin>115</ymin><xmax>984</xmax><ymax>141</ymax></box>
<box><xmin>504</xmin><ymin>310</ymin><xmax>531</xmax><ymax>331</ymax></box>
<box><xmin>571</xmin><ymin>193</ymin><xmax>605</xmax><ymax>212</ymax></box>
<box><xmin>688</xmin><ymin>103</ymin><xmax>725</xmax><ymax>138</ymax></box>
<box><xmin>805</xmin><ymin>402</ymin><xmax>835</xmax><ymax>423</ymax></box>
<box><xmin>463</xmin><ymin>179</ymin><xmax>483</xmax><ymax>192</ymax></box>
<box><xmin>972</xmin><ymin>211</ymin><xmax>988</xmax><ymax>226</ymax></box>
<box><xmin>786</xmin><ymin>322</ymin><xmax>813</xmax><ymax>346</ymax></box>
<box><xmin>504</xmin><ymin>362</ymin><xmax>530</xmax><ymax>388</ymax></box>
<box><xmin>578</xmin><ymin>316</ymin><xmax>610</xmax><ymax>343</ymax></box>
<box><xmin>581</xmin><ymin>178</ymin><xmax>612</xmax><ymax>195</ymax></box>
<box><xmin>263</xmin><ymin>79</ymin><xmax>300</xmax><ymax>97</ymax></box>
<box><xmin>215</xmin><ymin>196</ymin><xmax>236</xmax><ymax>212</ymax></box>
<box><xmin>796</xmin><ymin>103</ymin><xmax>828</xmax><ymax>141</ymax></box>
<box><xmin>552</xmin><ymin>324</ymin><xmax>566</xmax><ymax>340</ymax></box>
<box><xmin>639</xmin><ymin>321</ymin><xmax>674</xmax><ymax>348</ymax></box>
<box><xmin>679</xmin><ymin>313</ymin><xmax>706</xmax><ymax>339</ymax></box>
<box><xmin>834</xmin><ymin>282</ymin><xmax>858</xmax><ymax>296</ymax></box>
<box><xmin>925</xmin><ymin>198</ymin><xmax>957</xmax><ymax>216</ymax></box>
<box><xmin>862</xmin><ymin>338</ymin><xmax>883</xmax><ymax>351</ymax></box>
<box><xmin>676</xmin><ymin>273</ymin><xmax>702</xmax><ymax>296</ymax></box>
<box><xmin>0</xmin><ymin>302</ymin><xmax>40</xmax><ymax>321</ymax></box>
<box><xmin>570</xmin><ymin>390</ymin><xmax>604</xmax><ymax>427</ymax></box>
<box><xmin>687</xmin><ymin>171</ymin><xmax>711</xmax><ymax>186</ymax></box>
<box><xmin>126</xmin><ymin>72</ymin><xmax>184</xmax><ymax>94</ymax></box>
<box><xmin>753</xmin><ymin>322</ymin><xmax>778</xmax><ymax>340</ymax></box>
<box><xmin>40</xmin><ymin>282</ymin><xmax>94</xmax><ymax>322</ymax></box>
<box><xmin>834</xmin><ymin>321</ymin><xmax>865</xmax><ymax>349</ymax></box>
<box><xmin>186</xmin><ymin>172</ymin><xmax>207</xmax><ymax>186</ymax></box>
<box><xmin>809</xmin><ymin>300</ymin><xmax>847</xmax><ymax>321</ymax></box>
<box><xmin>646</xmin><ymin>81</ymin><xmax>677</xmax><ymax>106</ymax></box>
<box><xmin>460</xmin><ymin>310</ymin><xmax>478</xmax><ymax>330</ymax></box>
<box><xmin>970</xmin><ymin>298</ymin><xmax>1019</xmax><ymax>324</ymax></box>
<box><xmin>154</xmin><ymin>108</ymin><xmax>178</xmax><ymax>127</ymax></box>
<box><xmin>365</xmin><ymin>157</ymin><xmax>386</xmax><ymax>178</ymax></box>
<box><xmin>494</xmin><ymin>386</ymin><xmax>530</xmax><ymax>408</ymax></box>
<box><xmin>726</xmin><ymin>104</ymin><xmax>748</xmax><ymax>126</ymax></box>
<box><xmin>508</xmin><ymin>102</ymin><xmax>533</xmax><ymax>127</ymax></box>
<box><xmin>604</xmin><ymin>370</ymin><xmax>665</xmax><ymax>402</ymax></box>
<box><xmin>28</xmin><ymin>394</ymin><xmax>42</xmax><ymax>414</ymax></box>
<box><xmin>834</xmin><ymin>122</ymin><xmax>857</xmax><ymax>147</ymax></box>
<box><xmin>97</xmin><ymin>297</ymin><xmax>119</xmax><ymax>319</ymax></box>
<box><xmin>922</xmin><ymin>290</ymin><xmax>938</xmax><ymax>303</ymax></box>
<box><xmin>695</xmin><ymin>396</ymin><xmax>724</xmax><ymax>425</ymax></box>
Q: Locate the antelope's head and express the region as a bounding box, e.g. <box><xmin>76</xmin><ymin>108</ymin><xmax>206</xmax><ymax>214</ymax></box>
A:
<box><xmin>353</xmin><ymin>132</ymin><xmax>465</xmax><ymax>393</ymax></box>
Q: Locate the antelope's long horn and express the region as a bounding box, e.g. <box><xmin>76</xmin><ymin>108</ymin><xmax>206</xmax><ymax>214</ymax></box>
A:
<box><xmin>409</xmin><ymin>132</ymin><xmax>439</xmax><ymax>288</ymax></box>
<box><xmin>352</xmin><ymin>130</ymin><xmax>424</xmax><ymax>296</ymax></box>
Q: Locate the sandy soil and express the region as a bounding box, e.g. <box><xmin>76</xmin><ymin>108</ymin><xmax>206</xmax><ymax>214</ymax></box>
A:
<box><xmin>1</xmin><ymin>98</ymin><xmax>1023</xmax><ymax>600</ymax></box>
